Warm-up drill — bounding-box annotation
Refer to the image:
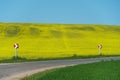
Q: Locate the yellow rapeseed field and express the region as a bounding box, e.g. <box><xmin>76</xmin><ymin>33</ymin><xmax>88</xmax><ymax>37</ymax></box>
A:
<box><xmin>0</xmin><ymin>23</ymin><xmax>120</xmax><ymax>60</ymax></box>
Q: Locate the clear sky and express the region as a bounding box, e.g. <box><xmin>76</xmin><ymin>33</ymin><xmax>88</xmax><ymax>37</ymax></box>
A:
<box><xmin>0</xmin><ymin>0</ymin><xmax>120</xmax><ymax>25</ymax></box>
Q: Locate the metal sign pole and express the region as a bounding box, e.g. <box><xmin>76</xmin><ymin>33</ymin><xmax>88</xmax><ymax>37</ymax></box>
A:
<box><xmin>14</xmin><ymin>43</ymin><xmax>19</xmax><ymax>59</ymax></box>
<box><xmin>98</xmin><ymin>44</ymin><xmax>102</xmax><ymax>56</ymax></box>
<box><xmin>15</xmin><ymin>48</ymin><xmax>18</xmax><ymax>59</ymax></box>
<box><xmin>99</xmin><ymin>48</ymin><xmax>101</xmax><ymax>55</ymax></box>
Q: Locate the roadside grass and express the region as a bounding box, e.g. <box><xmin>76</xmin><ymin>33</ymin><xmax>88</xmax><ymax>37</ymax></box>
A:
<box><xmin>22</xmin><ymin>60</ymin><xmax>120</xmax><ymax>80</ymax></box>
<box><xmin>0</xmin><ymin>54</ymin><xmax>120</xmax><ymax>63</ymax></box>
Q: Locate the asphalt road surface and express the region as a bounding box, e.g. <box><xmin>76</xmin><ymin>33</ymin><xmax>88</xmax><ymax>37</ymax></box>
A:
<box><xmin>0</xmin><ymin>57</ymin><xmax>120</xmax><ymax>80</ymax></box>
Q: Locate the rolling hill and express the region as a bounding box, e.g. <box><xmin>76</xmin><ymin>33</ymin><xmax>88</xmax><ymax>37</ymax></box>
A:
<box><xmin>0</xmin><ymin>22</ymin><xmax>120</xmax><ymax>59</ymax></box>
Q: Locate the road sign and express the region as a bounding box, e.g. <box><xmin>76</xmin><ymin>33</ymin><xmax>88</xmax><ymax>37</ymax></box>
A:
<box><xmin>98</xmin><ymin>44</ymin><xmax>102</xmax><ymax>49</ymax></box>
<box><xmin>98</xmin><ymin>44</ymin><xmax>102</xmax><ymax>55</ymax></box>
<box><xmin>14</xmin><ymin>43</ymin><xmax>19</xmax><ymax>59</ymax></box>
<box><xmin>14</xmin><ymin>43</ymin><xmax>19</xmax><ymax>49</ymax></box>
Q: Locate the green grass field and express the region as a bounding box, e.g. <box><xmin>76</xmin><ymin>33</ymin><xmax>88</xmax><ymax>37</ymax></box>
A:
<box><xmin>0</xmin><ymin>22</ymin><xmax>120</xmax><ymax>60</ymax></box>
<box><xmin>22</xmin><ymin>60</ymin><xmax>120</xmax><ymax>80</ymax></box>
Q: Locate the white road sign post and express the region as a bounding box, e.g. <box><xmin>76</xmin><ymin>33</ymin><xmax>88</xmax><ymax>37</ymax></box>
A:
<box><xmin>98</xmin><ymin>44</ymin><xmax>102</xmax><ymax>56</ymax></box>
<box><xmin>14</xmin><ymin>43</ymin><xmax>19</xmax><ymax>59</ymax></box>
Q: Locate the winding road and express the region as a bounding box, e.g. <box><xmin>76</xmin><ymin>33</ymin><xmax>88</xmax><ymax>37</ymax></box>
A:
<box><xmin>0</xmin><ymin>57</ymin><xmax>120</xmax><ymax>80</ymax></box>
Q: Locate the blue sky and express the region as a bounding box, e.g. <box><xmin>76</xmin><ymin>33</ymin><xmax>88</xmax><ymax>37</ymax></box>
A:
<box><xmin>0</xmin><ymin>0</ymin><xmax>120</xmax><ymax>25</ymax></box>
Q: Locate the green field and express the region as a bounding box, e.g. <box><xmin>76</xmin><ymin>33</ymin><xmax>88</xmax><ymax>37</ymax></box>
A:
<box><xmin>23</xmin><ymin>60</ymin><xmax>120</xmax><ymax>80</ymax></box>
<box><xmin>0</xmin><ymin>22</ymin><xmax>120</xmax><ymax>60</ymax></box>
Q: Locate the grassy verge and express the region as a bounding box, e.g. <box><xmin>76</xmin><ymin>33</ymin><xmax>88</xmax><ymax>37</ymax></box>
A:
<box><xmin>0</xmin><ymin>55</ymin><xmax>120</xmax><ymax>63</ymax></box>
<box><xmin>22</xmin><ymin>60</ymin><xmax>120</xmax><ymax>80</ymax></box>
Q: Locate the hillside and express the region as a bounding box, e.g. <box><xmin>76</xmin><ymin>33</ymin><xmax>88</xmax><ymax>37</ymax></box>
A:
<box><xmin>0</xmin><ymin>23</ymin><xmax>120</xmax><ymax>59</ymax></box>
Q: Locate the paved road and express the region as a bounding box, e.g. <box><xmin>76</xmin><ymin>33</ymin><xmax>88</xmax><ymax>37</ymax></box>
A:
<box><xmin>0</xmin><ymin>57</ymin><xmax>120</xmax><ymax>80</ymax></box>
